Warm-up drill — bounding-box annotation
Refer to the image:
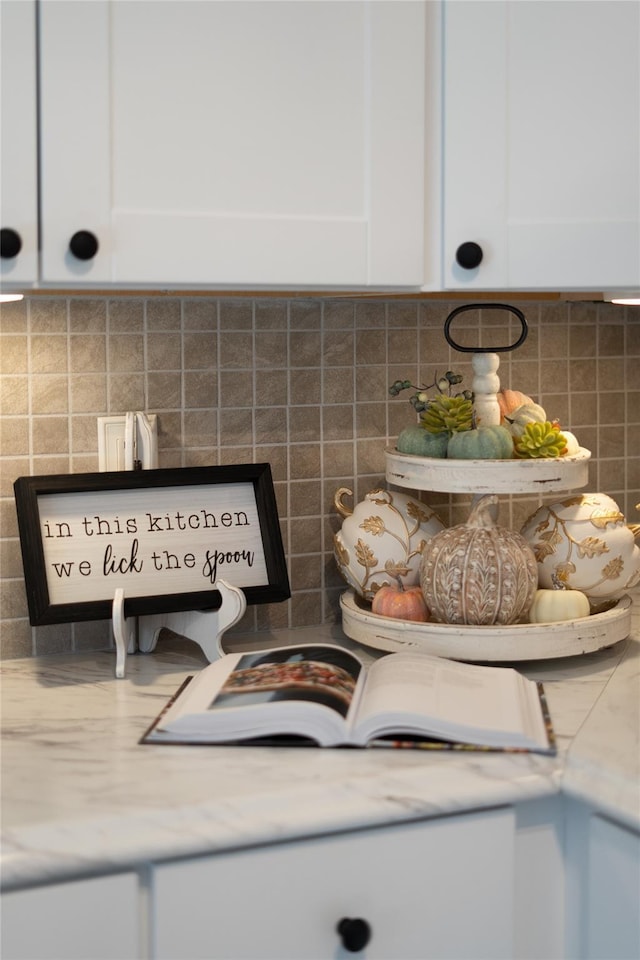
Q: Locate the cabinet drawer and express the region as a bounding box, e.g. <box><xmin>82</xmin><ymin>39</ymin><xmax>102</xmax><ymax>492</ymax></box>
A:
<box><xmin>1</xmin><ymin>872</ymin><xmax>139</xmax><ymax>960</ymax></box>
<box><xmin>153</xmin><ymin>807</ymin><xmax>514</xmax><ymax>960</ymax></box>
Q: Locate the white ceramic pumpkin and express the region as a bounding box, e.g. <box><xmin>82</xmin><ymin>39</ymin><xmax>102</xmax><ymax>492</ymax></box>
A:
<box><xmin>521</xmin><ymin>493</ymin><xmax>640</xmax><ymax>601</ymax></box>
<box><xmin>419</xmin><ymin>494</ymin><xmax>538</xmax><ymax>625</ymax></box>
<box><xmin>333</xmin><ymin>487</ymin><xmax>445</xmax><ymax>601</ymax></box>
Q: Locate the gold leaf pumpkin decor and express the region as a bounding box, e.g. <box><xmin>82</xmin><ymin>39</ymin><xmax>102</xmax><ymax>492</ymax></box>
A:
<box><xmin>419</xmin><ymin>495</ymin><xmax>538</xmax><ymax>625</ymax></box>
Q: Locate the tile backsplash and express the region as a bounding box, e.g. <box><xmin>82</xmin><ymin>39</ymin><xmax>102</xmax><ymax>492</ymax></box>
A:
<box><xmin>1</xmin><ymin>295</ymin><xmax>638</xmax><ymax>659</ymax></box>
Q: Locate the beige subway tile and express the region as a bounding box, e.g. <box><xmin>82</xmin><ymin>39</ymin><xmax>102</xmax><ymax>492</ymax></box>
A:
<box><xmin>217</xmin><ymin>446</ymin><xmax>251</xmax><ymax>467</ymax></box>
<box><xmin>254</xmin><ymin>444</ymin><xmax>287</xmax><ymax>481</ymax></box>
<box><xmin>1</xmin><ymin>459</ymin><xmax>27</xmax><ymax>495</ymax></box>
<box><xmin>289</xmin><ymin>330</ymin><xmax>322</xmax><ymax>367</ymax></box>
<box><xmin>290</xmin><ymin>516</ymin><xmax>322</xmax><ymax>554</ymax></box>
<box><xmin>70</xmin><ymin>375</ymin><xmax>107</xmax><ymax>413</ymax></box>
<box><xmin>254</xmin><ymin>406</ymin><xmax>287</xmax><ymax>445</ymax></box>
<box><xmin>219</xmin><ymin>370</ymin><xmax>252</xmax><ymax>408</ymax></box>
<box><xmin>0</xmin><ymin>376</ymin><xmax>28</xmax><ymax>415</ymax></box>
<box><xmin>323</xmin><ymin>441</ymin><xmax>354</xmax><ymax>479</ymax></box>
<box><xmin>219</xmin><ymin>331</ymin><xmax>254</xmax><ymax>369</ymax></box>
<box><xmin>0</xmin><ymin>538</ymin><xmax>22</xmax><ymax>578</ymax></box>
<box><xmin>147</xmin><ymin>372</ymin><xmax>182</xmax><ymax>409</ymax></box>
<box><xmin>598</xmin><ymin>392</ymin><xmax>626</xmax><ymax>424</ymax></box>
<box><xmin>598</xmin><ymin>425</ymin><xmax>625</xmax><ymax>459</ymax></box>
<box><xmin>183</xmin><ymin>298</ymin><xmax>218</xmax><ymax>331</ymax></box>
<box><xmin>290</xmin><ymin>590</ymin><xmax>322</xmax><ymax>627</ymax></box>
<box><xmin>156</xmin><ymin>412</ymin><xmax>182</xmax><ymax>450</ymax></box>
<box><xmin>290</xmin><ymin>554</ymin><xmax>322</xmax><ymax>591</ymax></box>
<box><xmin>323</xmin><ymin>300</ymin><xmax>355</xmax><ymax>330</ymax></box>
<box><xmin>289</xmin><ymin>405</ymin><xmax>320</xmax><ymax>443</ymax></box>
<box><xmin>598</xmin><ymin>323</ymin><xmax>625</xmax><ymax>357</ymax></box>
<box><xmin>32</xmin><ymin>455</ymin><xmax>71</xmax><ymax>474</ymax></box>
<box><xmin>598</xmin><ymin>358</ymin><xmax>625</xmax><ymax>391</ymax></box>
<box><xmin>220</xmin><ymin>299</ymin><xmax>252</xmax><ymax>330</ymax></box>
<box><xmin>71</xmin><ymin>415</ymin><xmax>99</xmax><ymax>453</ymax></box>
<box><xmin>322</xmin><ymin>329</ymin><xmax>354</xmax><ymax>366</ymax></box>
<box><xmin>356</xmin><ymin>437</ymin><xmax>386</xmax><ymax>476</ymax></box>
<box><xmin>569</xmin><ymin>301</ymin><xmax>599</xmax><ymax>325</ymax></box>
<box><xmin>146</xmin><ymin>298</ymin><xmax>181</xmax><ymax>331</ymax></box>
<box><xmin>626</xmin><ymin>319</ymin><xmax>640</xmax><ymax>356</ymax></box>
<box><xmin>540</xmin><ymin>358</ymin><xmax>569</xmax><ymax>393</ymax></box>
<box><xmin>69</xmin><ymin>299</ymin><xmax>106</xmax><ymax>332</ymax></box>
<box><xmin>289</xmin><ymin>443</ymin><xmax>321</xmax><ymax>480</ymax></box>
<box><xmin>0</xmin><ymin>578</ymin><xmax>28</xmax><ymax>619</ymax></box>
<box><xmin>32</xmin><ymin>416</ymin><xmax>69</xmax><ymax>455</ymax></box>
<box><xmin>1</xmin><ymin>336</ymin><xmax>28</xmax><ymax>374</ymax></box>
<box><xmin>108</xmin><ymin>334</ymin><xmax>145</xmax><ymax>372</ymax></box>
<box><xmin>569</xmin><ymin>392</ymin><xmax>597</xmax><ymax>427</ymax></box>
<box><xmin>183</xmin><ymin>332</ymin><xmax>217</xmax><ymax>370</ymax></box>
<box><xmin>29</xmin><ymin>298</ymin><xmax>68</xmax><ymax>333</ymax></box>
<box><xmin>219</xmin><ymin>407</ymin><xmax>253</xmax><ymax>446</ymax></box>
<box><xmin>356</xmin><ymin>402</ymin><xmax>386</xmax><ymax>438</ymax></box>
<box><xmin>255</xmin><ymin>299</ymin><xmax>288</xmax><ymax>330</ymax></box>
<box><xmin>323</xmin><ymin>366</ymin><xmax>354</xmax><ymax>404</ymax></box>
<box><xmin>108</xmin><ymin>298</ymin><xmax>144</xmax><ymax>332</ymax></box>
<box><xmin>289</xmin><ymin>300</ymin><xmax>321</xmax><ymax>330</ymax></box>
<box><xmin>387</xmin><ymin>301</ymin><xmax>419</xmax><ymax>329</ymax></box>
<box><xmin>598</xmin><ymin>458</ymin><xmax>626</xmax><ymax>493</ymax></box>
<box><xmin>258</xmin><ymin>369</ymin><xmax>287</xmax><ymax>406</ymax></box>
<box><xmin>0</xmin><ymin>499</ymin><xmax>18</xmax><ymax>538</ymax></box>
<box><xmin>183</xmin><ymin>409</ymin><xmax>218</xmax><ymax>448</ymax></box>
<box><xmin>34</xmin><ymin>622</ymin><xmax>73</xmax><ymax>655</ymax></box>
<box><xmin>109</xmin><ymin>374</ymin><xmax>146</xmax><ymax>412</ymax></box>
<box><xmin>0</xmin><ymin>418</ymin><xmax>29</xmax><ymax>456</ymax></box>
<box><xmin>0</xmin><ymin>298</ymin><xmax>28</xmax><ymax>333</ymax></box>
<box><xmin>256</xmin><ymin>599</ymin><xmax>290</xmax><ymax>630</ymax></box>
<box><xmin>289</xmin><ymin>479</ymin><xmax>321</xmax><ymax>517</ymax></box>
<box><xmin>70</xmin><ymin>334</ymin><xmax>107</xmax><ymax>373</ymax></box>
<box><xmin>31</xmin><ymin>374</ymin><xmax>68</xmax><ymax>414</ymax></box>
<box><xmin>290</xmin><ymin>368</ymin><xmax>321</xmax><ymax>406</ymax></box>
<box><xmin>184</xmin><ymin>371</ymin><xmax>218</xmax><ymax>408</ymax></box>
<box><xmin>255</xmin><ymin>330</ymin><xmax>287</xmax><ymax>368</ymax></box>
<box><xmin>356</xmin><ymin>364</ymin><xmax>387</xmax><ymax>403</ymax></box>
<box><xmin>355</xmin><ymin>328</ymin><xmax>385</xmax><ymax>365</ymax></box>
<box><xmin>322</xmin><ymin>404</ymin><xmax>353</xmax><ymax>441</ymax></box>
<box><xmin>355</xmin><ymin>300</ymin><xmax>386</xmax><ymax>329</ymax></box>
<box><xmin>507</xmin><ymin>360</ymin><xmax>540</xmax><ymax>396</ymax></box>
<box><xmin>72</xmin><ymin>454</ymin><xmax>99</xmax><ymax>472</ymax></box>
<box><xmin>0</xmin><ymin>618</ymin><xmax>32</xmax><ymax>658</ymax></box>
<box><xmin>147</xmin><ymin>333</ymin><xmax>182</xmax><ymax>371</ymax></box>
<box><xmin>30</xmin><ymin>334</ymin><xmax>68</xmax><ymax>374</ymax></box>
<box><xmin>388</xmin><ymin>328</ymin><xmax>418</xmax><ymax>366</ymax></box>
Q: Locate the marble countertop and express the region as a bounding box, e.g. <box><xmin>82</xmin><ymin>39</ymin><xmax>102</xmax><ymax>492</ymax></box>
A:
<box><xmin>1</xmin><ymin>595</ymin><xmax>638</xmax><ymax>891</ymax></box>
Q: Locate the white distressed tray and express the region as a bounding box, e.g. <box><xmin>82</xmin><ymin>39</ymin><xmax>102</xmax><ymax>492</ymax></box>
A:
<box><xmin>385</xmin><ymin>446</ymin><xmax>591</xmax><ymax>495</ymax></box>
<box><xmin>340</xmin><ymin>590</ymin><xmax>632</xmax><ymax>662</ymax></box>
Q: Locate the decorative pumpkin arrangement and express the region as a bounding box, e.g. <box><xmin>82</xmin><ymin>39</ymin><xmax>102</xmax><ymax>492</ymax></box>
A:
<box><xmin>391</xmin><ymin>375</ymin><xmax>583</xmax><ymax>462</ymax></box>
<box><xmin>371</xmin><ymin>579</ymin><xmax>430</xmax><ymax>623</ymax></box>
<box><xmin>419</xmin><ymin>495</ymin><xmax>538</xmax><ymax>625</ymax></box>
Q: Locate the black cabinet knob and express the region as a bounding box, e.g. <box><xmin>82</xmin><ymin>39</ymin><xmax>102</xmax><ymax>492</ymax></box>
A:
<box><xmin>455</xmin><ymin>241</ymin><xmax>483</xmax><ymax>270</ymax></box>
<box><xmin>69</xmin><ymin>230</ymin><xmax>99</xmax><ymax>261</ymax></box>
<box><xmin>1</xmin><ymin>228</ymin><xmax>23</xmax><ymax>259</ymax></box>
<box><xmin>337</xmin><ymin>918</ymin><xmax>372</xmax><ymax>953</ymax></box>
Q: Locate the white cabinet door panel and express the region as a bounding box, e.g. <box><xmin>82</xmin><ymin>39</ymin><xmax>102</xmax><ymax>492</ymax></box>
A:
<box><xmin>587</xmin><ymin>815</ymin><xmax>640</xmax><ymax>960</ymax></box>
<box><xmin>443</xmin><ymin>0</ymin><xmax>640</xmax><ymax>291</ymax></box>
<box><xmin>1</xmin><ymin>872</ymin><xmax>140</xmax><ymax>960</ymax></box>
<box><xmin>39</xmin><ymin>1</ymin><xmax>427</xmax><ymax>289</ymax></box>
<box><xmin>153</xmin><ymin>808</ymin><xmax>515</xmax><ymax>960</ymax></box>
<box><xmin>0</xmin><ymin>0</ymin><xmax>38</xmax><ymax>286</ymax></box>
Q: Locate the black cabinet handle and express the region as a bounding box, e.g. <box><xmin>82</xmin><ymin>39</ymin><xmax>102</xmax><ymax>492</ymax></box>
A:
<box><xmin>337</xmin><ymin>918</ymin><xmax>372</xmax><ymax>953</ymax></box>
<box><xmin>455</xmin><ymin>241</ymin><xmax>483</xmax><ymax>269</ymax></box>
<box><xmin>1</xmin><ymin>228</ymin><xmax>23</xmax><ymax>259</ymax></box>
<box><xmin>69</xmin><ymin>230</ymin><xmax>99</xmax><ymax>261</ymax></box>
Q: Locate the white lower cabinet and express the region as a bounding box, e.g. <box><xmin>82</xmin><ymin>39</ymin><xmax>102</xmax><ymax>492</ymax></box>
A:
<box><xmin>151</xmin><ymin>807</ymin><xmax>515</xmax><ymax>960</ymax></box>
<box><xmin>586</xmin><ymin>815</ymin><xmax>640</xmax><ymax>960</ymax></box>
<box><xmin>1</xmin><ymin>872</ymin><xmax>140</xmax><ymax>960</ymax></box>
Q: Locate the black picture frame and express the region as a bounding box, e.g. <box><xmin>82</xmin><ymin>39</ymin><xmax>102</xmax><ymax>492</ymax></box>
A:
<box><xmin>14</xmin><ymin>464</ymin><xmax>290</xmax><ymax>626</ymax></box>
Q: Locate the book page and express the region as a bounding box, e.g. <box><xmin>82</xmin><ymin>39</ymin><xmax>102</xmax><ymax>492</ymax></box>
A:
<box><xmin>354</xmin><ymin>653</ymin><xmax>545</xmax><ymax>748</ymax></box>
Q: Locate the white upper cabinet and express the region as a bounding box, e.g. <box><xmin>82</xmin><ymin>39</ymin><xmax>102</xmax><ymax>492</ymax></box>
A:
<box><xmin>442</xmin><ymin>0</ymin><xmax>640</xmax><ymax>291</ymax></box>
<box><xmin>37</xmin><ymin>0</ymin><xmax>427</xmax><ymax>289</ymax></box>
<box><xmin>0</xmin><ymin>0</ymin><xmax>38</xmax><ymax>285</ymax></box>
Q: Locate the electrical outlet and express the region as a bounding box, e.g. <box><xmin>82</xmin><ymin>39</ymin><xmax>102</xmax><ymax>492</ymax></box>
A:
<box><xmin>97</xmin><ymin>415</ymin><xmax>157</xmax><ymax>471</ymax></box>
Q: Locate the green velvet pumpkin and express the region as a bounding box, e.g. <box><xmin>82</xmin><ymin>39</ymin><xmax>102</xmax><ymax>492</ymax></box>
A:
<box><xmin>397</xmin><ymin>424</ymin><xmax>449</xmax><ymax>458</ymax></box>
<box><xmin>447</xmin><ymin>424</ymin><xmax>514</xmax><ymax>460</ymax></box>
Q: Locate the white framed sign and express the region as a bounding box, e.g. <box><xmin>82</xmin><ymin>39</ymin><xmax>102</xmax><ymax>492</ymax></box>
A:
<box><xmin>14</xmin><ymin>464</ymin><xmax>289</xmax><ymax>625</ymax></box>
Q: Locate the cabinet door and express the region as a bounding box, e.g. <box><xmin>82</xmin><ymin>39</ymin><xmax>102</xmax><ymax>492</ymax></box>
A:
<box><xmin>38</xmin><ymin>0</ymin><xmax>427</xmax><ymax>289</ymax></box>
<box><xmin>586</xmin><ymin>815</ymin><xmax>640</xmax><ymax>960</ymax></box>
<box><xmin>1</xmin><ymin>872</ymin><xmax>140</xmax><ymax>960</ymax></box>
<box><xmin>153</xmin><ymin>807</ymin><xmax>515</xmax><ymax>960</ymax></box>
<box><xmin>443</xmin><ymin>0</ymin><xmax>640</xmax><ymax>291</ymax></box>
<box><xmin>0</xmin><ymin>0</ymin><xmax>38</xmax><ymax>287</ymax></box>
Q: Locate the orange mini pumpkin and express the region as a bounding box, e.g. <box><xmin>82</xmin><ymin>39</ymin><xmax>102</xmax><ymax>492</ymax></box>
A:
<box><xmin>497</xmin><ymin>388</ymin><xmax>534</xmax><ymax>421</ymax></box>
<box><xmin>371</xmin><ymin>583</ymin><xmax>430</xmax><ymax>622</ymax></box>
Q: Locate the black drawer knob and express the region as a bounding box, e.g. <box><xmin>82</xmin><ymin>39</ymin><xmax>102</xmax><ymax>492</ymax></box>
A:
<box><xmin>69</xmin><ymin>230</ymin><xmax>99</xmax><ymax>261</ymax></box>
<box><xmin>1</xmin><ymin>228</ymin><xmax>22</xmax><ymax>259</ymax></box>
<box><xmin>455</xmin><ymin>241</ymin><xmax>483</xmax><ymax>269</ymax></box>
<box><xmin>337</xmin><ymin>918</ymin><xmax>372</xmax><ymax>952</ymax></box>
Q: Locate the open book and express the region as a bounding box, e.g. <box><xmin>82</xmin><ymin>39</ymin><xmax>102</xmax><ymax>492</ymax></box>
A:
<box><xmin>142</xmin><ymin>643</ymin><xmax>555</xmax><ymax>753</ymax></box>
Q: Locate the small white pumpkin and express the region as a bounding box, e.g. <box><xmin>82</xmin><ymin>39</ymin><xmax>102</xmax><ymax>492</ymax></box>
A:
<box><xmin>560</xmin><ymin>430</ymin><xmax>581</xmax><ymax>456</ymax></box>
<box><xmin>529</xmin><ymin>588</ymin><xmax>590</xmax><ymax>624</ymax></box>
<box><xmin>504</xmin><ymin>402</ymin><xmax>547</xmax><ymax>439</ymax></box>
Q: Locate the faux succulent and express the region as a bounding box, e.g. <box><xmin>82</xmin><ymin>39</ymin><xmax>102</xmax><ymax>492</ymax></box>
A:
<box><xmin>514</xmin><ymin>421</ymin><xmax>568</xmax><ymax>459</ymax></box>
